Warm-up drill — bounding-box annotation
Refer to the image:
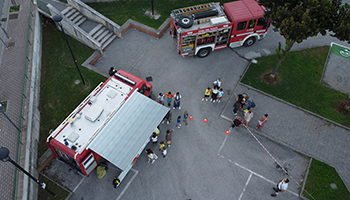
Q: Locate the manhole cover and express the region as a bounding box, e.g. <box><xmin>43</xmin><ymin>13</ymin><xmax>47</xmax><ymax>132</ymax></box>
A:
<box><xmin>9</xmin><ymin>13</ymin><xmax>18</xmax><ymax>20</ymax></box>
<box><xmin>1</xmin><ymin>18</ymin><xmax>7</xmax><ymax>22</ymax></box>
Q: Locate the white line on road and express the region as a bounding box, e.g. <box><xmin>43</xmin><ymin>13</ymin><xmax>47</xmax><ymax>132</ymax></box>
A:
<box><xmin>226</xmin><ymin>158</ymin><xmax>299</xmax><ymax>197</ymax></box>
<box><xmin>116</xmin><ymin>168</ymin><xmax>139</xmax><ymax>200</ymax></box>
<box><xmin>218</xmin><ymin>127</ymin><xmax>232</xmax><ymax>155</ymax></box>
<box><xmin>238</xmin><ymin>173</ymin><xmax>252</xmax><ymax>200</ymax></box>
<box><xmin>73</xmin><ymin>177</ymin><xmax>86</xmax><ymax>192</ymax></box>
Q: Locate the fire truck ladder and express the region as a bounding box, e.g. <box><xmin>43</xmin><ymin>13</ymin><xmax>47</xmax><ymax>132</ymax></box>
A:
<box><xmin>173</xmin><ymin>2</ymin><xmax>217</xmax><ymax>16</ymax></box>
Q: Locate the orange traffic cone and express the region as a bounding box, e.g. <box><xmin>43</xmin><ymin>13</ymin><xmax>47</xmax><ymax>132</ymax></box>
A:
<box><xmin>203</xmin><ymin>118</ymin><xmax>208</xmax><ymax>123</ymax></box>
<box><xmin>225</xmin><ymin>130</ymin><xmax>230</xmax><ymax>135</ymax></box>
<box><xmin>189</xmin><ymin>115</ymin><xmax>193</xmax><ymax>120</ymax></box>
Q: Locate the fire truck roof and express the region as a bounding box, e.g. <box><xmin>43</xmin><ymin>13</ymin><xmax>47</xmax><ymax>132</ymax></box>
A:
<box><xmin>48</xmin><ymin>77</ymin><xmax>135</xmax><ymax>154</ymax></box>
<box><xmin>224</xmin><ymin>0</ymin><xmax>265</xmax><ymax>22</ymax></box>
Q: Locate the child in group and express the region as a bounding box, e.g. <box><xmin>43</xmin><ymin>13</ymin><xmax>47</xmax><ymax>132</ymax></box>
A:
<box><xmin>202</xmin><ymin>87</ymin><xmax>211</xmax><ymax>101</ymax></box>
<box><xmin>183</xmin><ymin>110</ymin><xmax>189</xmax><ymax>126</ymax></box>
<box><xmin>159</xmin><ymin>141</ymin><xmax>165</xmax><ymax>151</ymax></box>
<box><xmin>162</xmin><ymin>110</ymin><xmax>172</xmax><ymax>124</ymax></box>
<box><xmin>165</xmin><ymin>92</ymin><xmax>174</xmax><ymax>107</ymax></box>
<box><xmin>156</xmin><ymin>93</ymin><xmax>165</xmax><ymax>105</ymax></box>
<box><xmin>243</xmin><ymin>108</ymin><xmax>254</xmax><ymax>127</ymax></box>
<box><xmin>162</xmin><ymin>147</ymin><xmax>167</xmax><ymax>158</ymax></box>
<box><xmin>177</xmin><ymin>116</ymin><xmax>181</xmax><ymax>128</ymax></box>
<box><xmin>173</xmin><ymin>92</ymin><xmax>181</xmax><ymax>109</ymax></box>
<box><xmin>210</xmin><ymin>86</ymin><xmax>219</xmax><ymax>102</ymax></box>
<box><xmin>146</xmin><ymin>149</ymin><xmax>157</xmax><ymax>164</ymax></box>
<box><xmin>165</xmin><ymin>129</ymin><xmax>174</xmax><ymax>147</ymax></box>
<box><xmin>151</xmin><ymin>132</ymin><xmax>158</xmax><ymax>146</ymax></box>
<box><xmin>217</xmin><ymin>88</ymin><xmax>224</xmax><ymax>103</ymax></box>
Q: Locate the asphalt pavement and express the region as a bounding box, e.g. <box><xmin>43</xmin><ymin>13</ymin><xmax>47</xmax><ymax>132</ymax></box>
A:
<box><xmin>43</xmin><ymin>27</ymin><xmax>349</xmax><ymax>200</ymax></box>
<box><xmin>1</xmin><ymin>0</ymin><xmax>350</xmax><ymax>199</ymax></box>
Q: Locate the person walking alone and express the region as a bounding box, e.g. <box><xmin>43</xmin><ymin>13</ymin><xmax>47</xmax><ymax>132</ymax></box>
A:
<box><xmin>256</xmin><ymin>114</ymin><xmax>268</xmax><ymax>130</ymax></box>
<box><xmin>271</xmin><ymin>178</ymin><xmax>289</xmax><ymax>197</ymax></box>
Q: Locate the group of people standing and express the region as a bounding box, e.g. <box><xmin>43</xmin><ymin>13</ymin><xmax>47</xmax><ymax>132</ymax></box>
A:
<box><xmin>202</xmin><ymin>78</ymin><xmax>224</xmax><ymax>103</ymax></box>
<box><xmin>146</xmin><ymin>90</ymin><xmax>191</xmax><ymax>164</ymax></box>
<box><xmin>158</xmin><ymin>91</ymin><xmax>189</xmax><ymax>128</ymax></box>
<box><xmin>232</xmin><ymin>92</ymin><xmax>268</xmax><ymax>130</ymax></box>
<box><xmin>146</xmin><ymin>128</ymin><xmax>174</xmax><ymax>164</ymax></box>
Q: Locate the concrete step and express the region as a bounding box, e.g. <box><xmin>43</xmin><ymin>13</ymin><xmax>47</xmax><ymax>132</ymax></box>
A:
<box><xmin>93</xmin><ymin>27</ymin><xmax>107</xmax><ymax>38</ymax></box>
<box><xmin>61</xmin><ymin>6</ymin><xmax>73</xmax><ymax>15</ymax></box>
<box><xmin>95</xmin><ymin>29</ymin><xmax>110</xmax><ymax>42</ymax></box>
<box><xmin>69</xmin><ymin>12</ymin><xmax>80</xmax><ymax>21</ymax></box>
<box><xmin>89</xmin><ymin>24</ymin><xmax>103</xmax><ymax>36</ymax></box>
<box><xmin>101</xmin><ymin>34</ymin><xmax>117</xmax><ymax>49</ymax></box>
<box><xmin>76</xmin><ymin>17</ymin><xmax>87</xmax><ymax>26</ymax></box>
<box><xmin>65</xmin><ymin>8</ymin><xmax>76</xmax><ymax>19</ymax></box>
<box><xmin>60</xmin><ymin>6</ymin><xmax>117</xmax><ymax>50</ymax></box>
<box><xmin>99</xmin><ymin>32</ymin><xmax>113</xmax><ymax>44</ymax></box>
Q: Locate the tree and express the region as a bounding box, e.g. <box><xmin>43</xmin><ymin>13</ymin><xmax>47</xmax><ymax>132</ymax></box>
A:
<box><xmin>331</xmin><ymin>3</ymin><xmax>350</xmax><ymax>42</ymax></box>
<box><xmin>259</xmin><ymin>0</ymin><xmax>345</xmax><ymax>78</ymax></box>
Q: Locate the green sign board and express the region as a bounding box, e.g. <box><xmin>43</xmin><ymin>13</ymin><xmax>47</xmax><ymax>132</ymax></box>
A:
<box><xmin>330</xmin><ymin>42</ymin><xmax>350</xmax><ymax>60</ymax></box>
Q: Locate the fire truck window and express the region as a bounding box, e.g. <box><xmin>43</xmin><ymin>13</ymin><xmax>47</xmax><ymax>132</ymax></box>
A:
<box><xmin>248</xmin><ymin>19</ymin><xmax>256</xmax><ymax>28</ymax></box>
<box><xmin>237</xmin><ymin>21</ymin><xmax>247</xmax><ymax>31</ymax></box>
<box><xmin>257</xmin><ymin>18</ymin><xmax>267</xmax><ymax>26</ymax></box>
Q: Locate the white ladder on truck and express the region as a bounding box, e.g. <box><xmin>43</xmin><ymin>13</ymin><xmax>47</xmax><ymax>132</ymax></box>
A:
<box><xmin>173</xmin><ymin>2</ymin><xmax>216</xmax><ymax>16</ymax></box>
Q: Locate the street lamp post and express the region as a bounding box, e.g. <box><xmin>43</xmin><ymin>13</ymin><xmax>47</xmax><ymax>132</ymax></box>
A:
<box><xmin>52</xmin><ymin>15</ymin><xmax>86</xmax><ymax>86</ymax></box>
<box><xmin>151</xmin><ymin>0</ymin><xmax>154</xmax><ymax>15</ymax></box>
<box><xmin>0</xmin><ymin>147</ymin><xmax>56</xmax><ymax>197</ymax></box>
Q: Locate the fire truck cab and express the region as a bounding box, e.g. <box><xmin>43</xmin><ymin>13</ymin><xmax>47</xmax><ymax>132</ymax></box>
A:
<box><xmin>46</xmin><ymin>70</ymin><xmax>169</xmax><ymax>183</ymax></box>
<box><xmin>170</xmin><ymin>0</ymin><xmax>270</xmax><ymax>57</ymax></box>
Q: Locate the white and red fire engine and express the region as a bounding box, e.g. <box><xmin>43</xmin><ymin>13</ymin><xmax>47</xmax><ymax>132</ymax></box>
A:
<box><xmin>170</xmin><ymin>0</ymin><xmax>270</xmax><ymax>57</ymax></box>
<box><xmin>46</xmin><ymin>70</ymin><xmax>168</xmax><ymax>183</ymax></box>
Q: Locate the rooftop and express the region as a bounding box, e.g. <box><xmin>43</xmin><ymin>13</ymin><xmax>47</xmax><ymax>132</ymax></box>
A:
<box><xmin>48</xmin><ymin>77</ymin><xmax>133</xmax><ymax>153</ymax></box>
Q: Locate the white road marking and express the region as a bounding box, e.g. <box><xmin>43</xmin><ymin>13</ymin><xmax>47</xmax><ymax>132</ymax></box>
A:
<box><xmin>72</xmin><ymin>177</ymin><xmax>86</xmax><ymax>192</ymax></box>
<box><xmin>218</xmin><ymin>127</ymin><xmax>232</xmax><ymax>155</ymax></box>
<box><xmin>225</xmin><ymin>158</ymin><xmax>299</xmax><ymax>197</ymax></box>
<box><xmin>116</xmin><ymin>168</ymin><xmax>139</xmax><ymax>200</ymax></box>
<box><xmin>218</xmin><ymin>129</ymin><xmax>299</xmax><ymax>197</ymax></box>
<box><xmin>238</xmin><ymin>173</ymin><xmax>252</xmax><ymax>200</ymax></box>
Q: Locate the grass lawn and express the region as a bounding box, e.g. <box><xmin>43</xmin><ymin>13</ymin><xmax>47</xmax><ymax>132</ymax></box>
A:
<box><xmin>303</xmin><ymin>159</ymin><xmax>350</xmax><ymax>200</ymax></box>
<box><xmin>38</xmin><ymin>17</ymin><xmax>106</xmax><ymax>200</ymax></box>
<box><xmin>87</xmin><ymin>0</ymin><xmax>233</xmax><ymax>29</ymax></box>
<box><xmin>241</xmin><ymin>46</ymin><xmax>350</xmax><ymax>127</ymax></box>
<box><xmin>39</xmin><ymin>18</ymin><xmax>106</xmax><ymax>158</ymax></box>
<box><xmin>38</xmin><ymin>175</ymin><xmax>70</xmax><ymax>200</ymax></box>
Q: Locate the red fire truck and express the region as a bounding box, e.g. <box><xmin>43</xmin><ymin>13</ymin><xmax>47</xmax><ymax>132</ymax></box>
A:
<box><xmin>170</xmin><ymin>0</ymin><xmax>270</xmax><ymax>57</ymax></box>
<box><xmin>46</xmin><ymin>70</ymin><xmax>168</xmax><ymax>183</ymax></box>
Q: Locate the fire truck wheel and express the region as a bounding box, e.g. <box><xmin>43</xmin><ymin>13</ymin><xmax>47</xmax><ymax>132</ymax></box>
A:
<box><xmin>197</xmin><ymin>48</ymin><xmax>211</xmax><ymax>58</ymax></box>
<box><xmin>178</xmin><ymin>15</ymin><xmax>193</xmax><ymax>28</ymax></box>
<box><xmin>243</xmin><ymin>37</ymin><xmax>256</xmax><ymax>47</ymax></box>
